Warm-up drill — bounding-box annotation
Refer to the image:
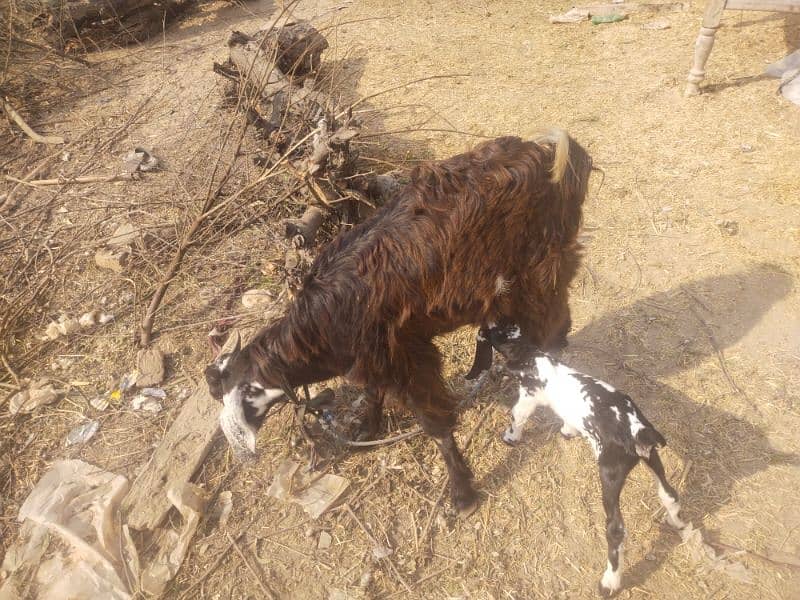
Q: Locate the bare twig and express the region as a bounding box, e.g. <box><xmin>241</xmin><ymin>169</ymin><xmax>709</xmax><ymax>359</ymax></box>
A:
<box><xmin>2</xmin><ymin>99</ymin><xmax>65</xmax><ymax>145</ymax></box>
<box><xmin>4</xmin><ymin>174</ymin><xmax>127</xmax><ymax>186</ymax></box>
<box><xmin>226</xmin><ymin>532</ymin><xmax>277</xmax><ymax>599</ymax></box>
<box><xmin>344</xmin><ymin>504</ymin><xmax>414</xmax><ymax>594</ymax></box>
<box><xmin>682</xmin><ymin>287</ymin><xmax>754</xmax><ymax>411</ymax></box>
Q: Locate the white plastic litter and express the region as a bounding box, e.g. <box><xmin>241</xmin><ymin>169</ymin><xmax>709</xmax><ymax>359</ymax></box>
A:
<box><xmin>0</xmin><ymin>460</ymin><xmax>139</xmax><ymax>600</ymax></box>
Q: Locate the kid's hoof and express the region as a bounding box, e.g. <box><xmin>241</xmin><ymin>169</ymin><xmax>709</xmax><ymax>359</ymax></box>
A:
<box><xmin>597</xmin><ymin>583</ymin><xmax>619</xmax><ymax>598</ymax></box>
<box><xmin>452</xmin><ymin>488</ymin><xmax>480</xmax><ymax>518</ymax></box>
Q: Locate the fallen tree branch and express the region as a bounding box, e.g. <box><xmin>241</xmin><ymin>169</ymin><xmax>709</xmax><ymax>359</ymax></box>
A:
<box><xmin>284</xmin><ymin>205</ymin><xmax>325</xmax><ymax>246</ymax></box>
<box><xmin>2</xmin><ymin>99</ymin><xmax>65</xmax><ymax>145</ymax></box>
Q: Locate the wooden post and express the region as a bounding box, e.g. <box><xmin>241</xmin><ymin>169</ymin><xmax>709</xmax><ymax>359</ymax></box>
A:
<box><xmin>685</xmin><ymin>0</ymin><xmax>728</xmax><ymax>96</ymax></box>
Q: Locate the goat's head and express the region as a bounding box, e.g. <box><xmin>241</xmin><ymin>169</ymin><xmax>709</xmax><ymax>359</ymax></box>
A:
<box><xmin>487</xmin><ymin>324</ymin><xmax>540</xmax><ymax>369</ymax></box>
<box><xmin>204</xmin><ymin>331</ymin><xmax>288</xmax><ymax>459</ymax></box>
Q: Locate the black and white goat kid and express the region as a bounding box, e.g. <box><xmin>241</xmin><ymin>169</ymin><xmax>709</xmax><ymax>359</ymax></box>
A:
<box><xmin>486</xmin><ymin>324</ymin><xmax>686</xmax><ymax>597</ymax></box>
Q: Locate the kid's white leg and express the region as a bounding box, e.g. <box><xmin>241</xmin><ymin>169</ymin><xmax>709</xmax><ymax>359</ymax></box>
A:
<box><xmin>503</xmin><ymin>385</ymin><xmax>541</xmax><ymax>444</ymax></box>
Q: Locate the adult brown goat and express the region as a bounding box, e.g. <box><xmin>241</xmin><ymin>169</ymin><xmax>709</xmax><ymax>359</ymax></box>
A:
<box><xmin>205</xmin><ymin>130</ymin><xmax>593</xmax><ymax>515</ymax></box>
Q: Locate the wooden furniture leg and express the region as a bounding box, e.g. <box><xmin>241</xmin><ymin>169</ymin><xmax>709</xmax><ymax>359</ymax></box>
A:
<box><xmin>685</xmin><ymin>0</ymin><xmax>728</xmax><ymax>96</ymax></box>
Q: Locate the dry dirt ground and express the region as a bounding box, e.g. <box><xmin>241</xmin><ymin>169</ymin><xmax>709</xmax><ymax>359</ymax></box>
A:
<box><xmin>2</xmin><ymin>0</ymin><xmax>800</xmax><ymax>598</ymax></box>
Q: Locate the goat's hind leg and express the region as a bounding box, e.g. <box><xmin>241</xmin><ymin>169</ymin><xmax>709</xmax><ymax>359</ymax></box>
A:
<box><xmin>598</xmin><ymin>450</ymin><xmax>637</xmax><ymax>597</ymax></box>
<box><xmin>644</xmin><ymin>450</ymin><xmax>686</xmax><ymax>529</ymax></box>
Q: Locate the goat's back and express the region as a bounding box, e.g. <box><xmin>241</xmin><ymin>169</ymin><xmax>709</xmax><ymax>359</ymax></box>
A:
<box><xmin>294</xmin><ymin>133</ymin><xmax>592</xmax><ymax>382</ymax></box>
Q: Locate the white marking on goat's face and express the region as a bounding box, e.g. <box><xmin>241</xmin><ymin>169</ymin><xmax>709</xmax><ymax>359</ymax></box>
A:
<box><xmin>610</xmin><ymin>406</ymin><xmax>622</xmax><ymax>422</ymax></box>
<box><xmin>220</xmin><ymin>387</ymin><xmax>257</xmax><ymax>458</ymax></box>
<box><xmin>219</xmin><ymin>381</ymin><xmax>284</xmax><ymax>458</ymax></box>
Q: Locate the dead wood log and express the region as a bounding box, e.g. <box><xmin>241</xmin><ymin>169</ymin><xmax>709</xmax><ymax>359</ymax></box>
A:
<box><xmin>38</xmin><ymin>0</ymin><xmax>192</xmax><ymax>49</ymax></box>
<box><xmin>259</xmin><ymin>21</ymin><xmax>329</xmax><ymax>80</ymax></box>
<box><xmin>284</xmin><ymin>205</ymin><xmax>325</xmax><ymax>246</ymax></box>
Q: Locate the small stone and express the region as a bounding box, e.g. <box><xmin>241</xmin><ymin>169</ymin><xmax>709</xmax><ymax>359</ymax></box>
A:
<box><xmin>98</xmin><ymin>313</ymin><xmax>115</xmax><ymax>325</ymax></box>
<box><xmin>9</xmin><ymin>390</ymin><xmax>31</xmax><ymax>414</ymax></box>
<box><xmin>241</xmin><ymin>288</ymin><xmax>273</xmax><ymax>309</ymax></box>
<box><xmin>79</xmin><ymin>311</ymin><xmax>98</xmax><ymax>328</ymax></box>
<box><xmin>95</xmin><ymin>247</ymin><xmax>129</xmax><ymax>273</ymax></box>
<box><xmin>646</xmin><ymin>553</ymin><xmax>657</xmax><ymax>561</ymax></box>
<box><xmin>57</xmin><ymin>315</ymin><xmax>80</xmax><ymax>336</ymax></box>
<box><xmin>284</xmin><ymin>249</ymin><xmax>300</xmax><ymax>271</ymax></box>
<box><xmin>317</xmin><ymin>531</ymin><xmax>332</xmax><ymax>550</ymax></box>
<box><xmin>9</xmin><ymin>380</ymin><xmax>60</xmax><ymax>415</ymax></box>
<box><xmin>715</xmin><ymin>219</ymin><xmax>739</xmax><ymax>236</ymax></box>
<box><xmin>358</xmin><ymin>570</ymin><xmax>373</xmax><ymax>589</ymax></box>
<box><xmin>108</xmin><ymin>222</ymin><xmax>139</xmax><ymax>247</ymax></box>
<box><xmin>217</xmin><ymin>491</ymin><xmax>233</xmax><ymax>529</ymax></box>
<box><xmin>44</xmin><ymin>322</ymin><xmax>61</xmax><ymax>340</ymax></box>
<box><xmin>740</xmin><ymin>143</ymin><xmax>754</xmax><ymax>153</ymax></box>
<box><xmin>372</xmin><ymin>545</ymin><xmax>392</xmax><ymax>560</ymax></box>
<box><xmin>642</xmin><ymin>19</ymin><xmax>670</xmax><ymax>30</ymax></box>
<box><xmin>135</xmin><ymin>347</ymin><xmax>165</xmax><ymax>387</ymax></box>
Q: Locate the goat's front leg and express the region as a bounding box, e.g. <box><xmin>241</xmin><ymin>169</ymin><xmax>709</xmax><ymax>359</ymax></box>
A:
<box><xmin>406</xmin><ymin>351</ymin><xmax>479</xmax><ymax>517</ymax></box>
<box><xmin>464</xmin><ymin>326</ymin><xmax>493</xmax><ymax>382</ymax></box>
<box><xmin>598</xmin><ymin>451</ymin><xmax>637</xmax><ymax>597</ymax></box>
<box><xmin>503</xmin><ymin>382</ymin><xmax>543</xmax><ymax>445</ymax></box>
<box><xmin>356</xmin><ymin>386</ymin><xmax>385</xmax><ymax>441</ymax></box>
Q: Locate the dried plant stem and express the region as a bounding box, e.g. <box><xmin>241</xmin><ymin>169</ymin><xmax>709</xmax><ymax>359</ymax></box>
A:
<box><xmin>226</xmin><ymin>532</ymin><xmax>277</xmax><ymax>599</ymax></box>
<box><xmin>2</xmin><ymin>99</ymin><xmax>65</xmax><ymax>145</ymax></box>
<box><xmin>4</xmin><ymin>174</ymin><xmax>126</xmax><ymax>186</ymax></box>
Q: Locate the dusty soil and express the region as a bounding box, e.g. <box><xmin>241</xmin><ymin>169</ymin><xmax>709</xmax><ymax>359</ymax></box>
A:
<box><xmin>2</xmin><ymin>0</ymin><xmax>800</xmax><ymax>599</ymax></box>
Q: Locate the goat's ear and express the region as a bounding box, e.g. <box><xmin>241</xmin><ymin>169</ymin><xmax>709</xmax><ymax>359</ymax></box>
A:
<box><xmin>204</xmin><ymin>363</ymin><xmax>224</xmax><ymax>400</ymax></box>
<box><xmin>231</xmin><ymin>330</ymin><xmax>242</xmax><ymax>356</ymax></box>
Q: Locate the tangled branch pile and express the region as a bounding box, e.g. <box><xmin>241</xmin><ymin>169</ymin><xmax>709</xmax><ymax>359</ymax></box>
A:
<box><xmin>214</xmin><ymin>20</ymin><xmax>400</xmax><ymax>248</ymax></box>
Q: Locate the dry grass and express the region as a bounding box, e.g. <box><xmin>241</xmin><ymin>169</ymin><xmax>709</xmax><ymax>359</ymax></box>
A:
<box><xmin>2</xmin><ymin>0</ymin><xmax>800</xmax><ymax>599</ymax></box>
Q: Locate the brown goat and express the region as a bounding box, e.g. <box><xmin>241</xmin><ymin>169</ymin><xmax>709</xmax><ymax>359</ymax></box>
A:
<box><xmin>205</xmin><ymin>130</ymin><xmax>593</xmax><ymax>515</ymax></box>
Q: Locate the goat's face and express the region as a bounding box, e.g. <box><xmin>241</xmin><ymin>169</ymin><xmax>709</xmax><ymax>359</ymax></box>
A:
<box><xmin>487</xmin><ymin>324</ymin><xmax>539</xmax><ymax>369</ymax></box>
<box><xmin>204</xmin><ymin>332</ymin><xmax>286</xmax><ymax>459</ymax></box>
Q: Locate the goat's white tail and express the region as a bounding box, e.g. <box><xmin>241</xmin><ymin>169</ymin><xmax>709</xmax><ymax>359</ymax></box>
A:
<box><xmin>535</xmin><ymin>128</ymin><xmax>571</xmax><ymax>184</ymax></box>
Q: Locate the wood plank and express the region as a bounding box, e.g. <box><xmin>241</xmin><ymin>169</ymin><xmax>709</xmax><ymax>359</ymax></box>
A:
<box><xmin>121</xmin><ymin>383</ymin><xmax>220</xmax><ymax>530</ymax></box>
<box><xmin>726</xmin><ymin>0</ymin><xmax>800</xmax><ymax>12</ymax></box>
<box><xmin>121</xmin><ymin>334</ymin><xmax>239</xmax><ymax>530</ymax></box>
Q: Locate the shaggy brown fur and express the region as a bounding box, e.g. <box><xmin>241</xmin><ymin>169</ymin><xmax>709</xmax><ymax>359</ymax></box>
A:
<box><xmin>207</xmin><ymin>131</ymin><xmax>594</xmax><ymax>514</ymax></box>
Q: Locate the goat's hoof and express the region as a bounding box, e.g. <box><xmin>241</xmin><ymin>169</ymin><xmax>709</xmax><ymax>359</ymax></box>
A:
<box><xmin>452</xmin><ymin>488</ymin><xmax>480</xmax><ymax>518</ymax></box>
<box><xmin>355</xmin><ymin>421</ymin><xmax>380</xmax><ymax>442</ymax></box>
<box><xmin>597</xmin><ymin>582</ymin><xmax>620</xmax><ymax>598</ymax></box>
<box><xmin>598</xmin><ymin>569</ymin><xmax>622</xmax><ymax>598</ymax></box>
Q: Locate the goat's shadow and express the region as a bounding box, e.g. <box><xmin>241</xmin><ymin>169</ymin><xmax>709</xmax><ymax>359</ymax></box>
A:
<box><xmin>477</xmin><ymin>262</ymin><xmax>798</xmax><ymax>589</ymax></box>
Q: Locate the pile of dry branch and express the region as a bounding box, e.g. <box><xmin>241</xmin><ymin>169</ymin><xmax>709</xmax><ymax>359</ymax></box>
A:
<box><xmin>214</xmin><ymin>20</ymin><xmax>399</xmax><ymax>247</ymax></box>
